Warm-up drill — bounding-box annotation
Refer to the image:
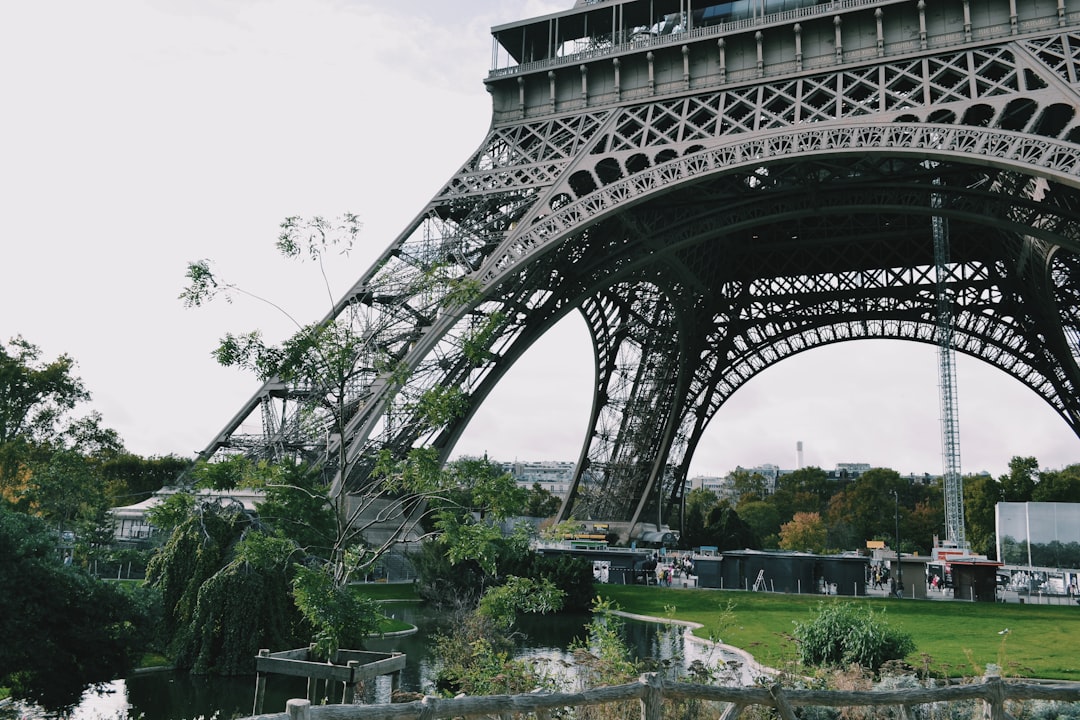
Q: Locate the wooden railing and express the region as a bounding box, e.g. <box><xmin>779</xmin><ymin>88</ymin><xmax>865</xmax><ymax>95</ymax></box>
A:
<box><xmin>246</xmin><ymin>673</ymin><xmax>1080</xmax><ymax>720</ymax></box>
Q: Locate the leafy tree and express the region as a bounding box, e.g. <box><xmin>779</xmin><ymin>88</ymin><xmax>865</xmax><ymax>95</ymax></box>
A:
<box><xmin>963</xmin><ymin>472</ymin><xmax>1001</xmax><ymax>557</ymax></box>
<box><xmin>101</xmin><ymin>453</ymin><xmax>191</xmax><ymax>506</ymax></box>
<box><xmin>904</xmin><ymin>498</ymin><xmax>944</xmax><ymax>555</ymax></box>
<box><xmin>1032</xmin><ymin>464</ymin><xmax>1080</xmax><ymax>502</ymax></box>
<box><xmin>702</xmin><ymin>501</ymin><xmax>759</xmax><ymax>550</ymax></box>
<box><xmin>999</xmin><ymin>456</ymin><xmax>1038</xmax><ymax>502</ymax></box>
<box><xmin>146</xmin><ymin>496</ymin><xmax>313</xmax><ymax>673</ymax></box>
<box><xmin>0</xmin><ymin>504</ymin><xmax>147</xmax><ymax>711</ymax></box>
<box><xmin>476</xmin><ymin>575</ymin><xmax>565</xmax><ymax>630</ymax></box>
<box><xmin>825</xmin><ymin>468</ymin><xmax>907</xmax><ymax>546</ymax></box>
<box><xmin>0</xmin><ymin>336</ymin><xmax>90</xmax><ymax>450</ymax></box>
<box><xmin>524</xmin><ymin>481</ymin><xmax>562</xmax><ymax>517</ymax></box>
<box><xmin>680</xmin><ymin>487</ymin><xmax>719</xmax><ymax>549</ymax></box>
<box><xmin>771</xmin><ymin>466</ymin><xmax>833</xmax><ymax>524</ymax></box>
<box><xmin>729</xmin><ymin>468</ymin><xmax>768</xmax><ymax>503</ymax></box>
<box><xmin>778</xmin><ymin>511</ymin><xmax>828</xmax><ymax>553</ymax></box>
<box><xmin>737</xmin><ymin>500</ymin><xmax>781</xmax><ymax>548</ymax></box>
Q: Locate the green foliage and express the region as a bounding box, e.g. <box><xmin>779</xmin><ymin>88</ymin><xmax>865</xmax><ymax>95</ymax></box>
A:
<box><xmin>440</xmin><ymin>456</ymin><xmax>529</xmax><ymax>520</ymax></box>
<box><xmin>188</xmin><ymin>454</ymin><xmax>253</xmax><ymax>491</ymax></box>
<box><xmin>291</xmin><ymin>564</ymin><xmax>380</xmax><ymax>659</ymax></box>
<box><xmin>145</xmin><ymin>499</ymin><xmax>248</xmax><ymax>639</ymax></box>
<box><xmin>178</xmin><ymin>549</ymin><xmax>298</xmax><ymax>675</ymax></box>
<box><xmin>516</xmin><ymin>552</ymin><xmax>596</xmax><ymax>613</ymax></box>
<box><xmin>778</xmin><ymin>511</ymin><xmax>828</xmax><ymax>553</ymax></box>
<box><xmin>680</xmin><ymin>487</ymin><xmax>719</xmax><ymax>549</ymax></box>
<box><xmin>432</xmin><ymin>613</ymin><xmax>549</xmax><ymax>696</ymax></box>
<box><xmin>410</xmin><ymin>537</ymin><xmax>491</xmax><ymax>609</ymax></box>
<box><xmin>738</xmin><ymin>500</ymin><xmax>782</xmax><ymax>546</ymax></box>
<box><xmin>254</xmin><ymin>461</ymin><xmax>337</xmax><ymax>558</ymax></box>
<box><xmin>434</xmin><ymin>511</ymin><xmax>509</xmax><ymax>576</ymax></box>
<box><xmin>100</xmin><ymin>453</ymin><xmax>190</xmax><ymax>504</ymax></box>
<box><xmin>524</xmin><ymin>482</ymin><xmax>562</xmax><ymax>516</ymax></box>
<box><xmin>999</xmin><ymin>456</ymin><xmax>1039</xmax><ymax>502</ymax></box>
<box><xmin>275</xmin><ymin>214</ymin><xmax>361</xmax><ymax>260</ymax></box>
<box><xmin>145</xmin><ymin>490</ymin><xmax>196</xmax><ymax>532</ymax></box>
<box><xmin>0</xmin><ymin>335</ymin><xmax>89</xmax><ymax>448</ymax></box>
<box><xmin>476</xmin><ymin>575</ymin><xmax>565</xmax><ymax>630</ymax></box>
<box><xmin>440</xmin><ymin>275</ymin><xmax>484</xmax><ymax>309</ymax></box>
<box><xmin>413</xmin><ymin>384</ymin><xmax>469</xmax><ymax>429</ymax></box>
<box><xmin>704</xmin><ymin>501</ymin><xmax>760</xmax><ymax>550</ymax></box>
<box><xmin>569</xmin><ymin>597</ymin><xmax>641</xmax><ymax>687</ymax></box>
<box><xmin>0</xmin><ymin>505</ymin><xmax>146</xmax><ymax>711</ymax></box>
<box><xmin>793</xmin><ymin>602</ymin><xmax>915</xmax><ymax>672</ymax></box>
<box><xmin>462</xmin><ymin>312</ymin><xmax>507</xmax><ymax>366</ymax></box>
<box><xmin>372</xmin><ymin>446</ymin><xmax>443</xmax><ymax>495</ymax></box>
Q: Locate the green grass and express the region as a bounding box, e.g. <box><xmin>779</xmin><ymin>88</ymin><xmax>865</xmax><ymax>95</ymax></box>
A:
<box><xmin>597</xmin><ymin>585</ymin><xmax>1080</xmax><ymax>681</ymax></box>
<box><xmin>352</xmin><ymin>581</ymin><xmax>420</xmax><ymax>601</ymax></box>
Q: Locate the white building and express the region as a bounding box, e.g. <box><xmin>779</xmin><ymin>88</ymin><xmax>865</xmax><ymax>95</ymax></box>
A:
<box><xmin>109</xmin><ymin>487</ymin><xmax>265</xmax><ymax>542</ymax></box>
<box><xmin>502</xmin><ymin>460</ymin><xmax>575</xmax><ymax>496</ymax></box>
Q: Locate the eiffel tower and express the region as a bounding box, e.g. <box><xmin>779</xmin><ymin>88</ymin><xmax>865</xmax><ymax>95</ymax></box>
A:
<box><xmin>202</xmin><ymin>0</ymin><xmax>1080</xmax><ymax>542</ymax></box>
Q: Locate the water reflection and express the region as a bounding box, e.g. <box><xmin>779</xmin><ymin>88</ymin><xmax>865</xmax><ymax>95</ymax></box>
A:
<box><xmin>16</xmin><ymin>604</ymin><xmax>748</xmax><ymax>720</ymax></box>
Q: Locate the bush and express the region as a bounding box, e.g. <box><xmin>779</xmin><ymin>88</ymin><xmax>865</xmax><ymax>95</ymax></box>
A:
<box><xmin>793</xmin><ymin>602</ymin><xmax>915</xmax><ymax>672</ymax></box>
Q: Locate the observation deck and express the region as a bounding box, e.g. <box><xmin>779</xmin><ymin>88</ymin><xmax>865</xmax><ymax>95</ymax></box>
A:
<box><xmin>484</xmin><ymin>0</ymin><xmax>1079</xmax><ymax>123</ymax></box>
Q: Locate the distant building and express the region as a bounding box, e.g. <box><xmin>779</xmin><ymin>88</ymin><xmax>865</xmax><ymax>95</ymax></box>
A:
<box><xmin>502</xmin><ymin>460</ymin><xmax>575</xmax><ymax>496</ymax></box>
<box><xmin>109</xmin><ymin>487</ymin><xmax>265</xmax><ymax>542</ymax></box>
<box><xmin>835</xmin><ymin>463</ymin><xmax>871</xmax><ymax>478</ymax></box>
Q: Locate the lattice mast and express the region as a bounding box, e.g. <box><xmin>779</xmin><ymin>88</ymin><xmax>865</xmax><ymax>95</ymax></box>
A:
<box><xmin>932</xmin><ymin>181</ymin><xmax>966</xmax><ymax>549</ymax></box>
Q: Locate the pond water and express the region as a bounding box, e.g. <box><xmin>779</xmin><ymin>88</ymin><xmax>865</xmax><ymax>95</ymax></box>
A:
<box><xmin>12</xmin><ymin>604</ymin><xmax>751</xmax><ymax>720</ymax></box>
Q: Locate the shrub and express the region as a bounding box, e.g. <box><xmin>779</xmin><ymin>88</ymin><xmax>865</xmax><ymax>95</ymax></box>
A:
<box><xmin>793</xmin><ymin>602</ymin><xmax>915</xmax><ymax>672</ymax></box>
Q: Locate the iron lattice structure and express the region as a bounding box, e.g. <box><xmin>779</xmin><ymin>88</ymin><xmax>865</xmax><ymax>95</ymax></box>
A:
<box><xmin>203</xmin><ymin>0</ymin><xmax>1080</xmax><ymax>542</ymax></box>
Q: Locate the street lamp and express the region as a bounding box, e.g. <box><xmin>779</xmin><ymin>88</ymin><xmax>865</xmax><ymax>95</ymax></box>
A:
<box><xmin>893</xmin><ymin>490</ymin><xmax>903</xmax><ymax>598</ymax></box>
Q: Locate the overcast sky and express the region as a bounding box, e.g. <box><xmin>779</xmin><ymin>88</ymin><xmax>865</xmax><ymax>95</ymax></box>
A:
<box><xmin>3</xmin><ymin>0</ymin><xmax>1079</xmax><ymax>481</ymax></box>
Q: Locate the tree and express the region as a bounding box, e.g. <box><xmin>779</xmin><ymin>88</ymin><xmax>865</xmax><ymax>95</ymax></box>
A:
<box><xmin>680</xmin><ymin>487</ymin><xmax>719</xmax><ymax>549</ymax></box>
<box><xmin>0</xmin><ymin>336</ymin><xmax>90</xmax><ymax>447</ymax></box>
<box><xmin>177</xmin><ymin>217</ymin><xmax>576</xmax><ymax>673</ymax></box>
<box><xmin>772</xmin><ymin>466</ymin><xmax>833</xmax><ymax>523</ymax></box>
<box><xmin>737</xmin><ymin>500</ymin><xmax>781</xmax><ymax>548</ymax></box>
<box><xmin>963</xmin><ymin>473</ymin><xmax>1001</xmax><ymax>557</ymax></box>
<box><xmin>1032</xmin><ymin>464</ymin><xmax>1080</xmax><ymax>502</ymax></box>
<box><xmin>999</xmin><ymin>456</ymin><xmax>1038</xmax><ymax>502</ymax></box>
<box><xmin>702</xmin><ymin>501</ymin><xmax>759</xmax><ymax>550</ymax></box>
<box><xmin>825</xmin><ymin>468</ymin><xmax>907</xmax><ymax>547</ymax></box>
<box><xmin>0</xmin><ymin>504</ymin><xmax>147</xmax><ymax>711</ymax></box>
<box><xmin>778</xmin><ymin>511</ymin><xmax>828</xmax><ymax>553</ymax></box>
<box><xmin>729</xmin><ymin>468</ymin><xmax>768</xmax><ymax>503</ymax></box>
<box><xmin>524</xmin><ymin>482</ymin><xmax>561</xmax><ymax>517</ymax></box>
<box><xmin>101</xmin><ymin>453</ymin><xmax>191</xmax><ymax>506</ymax></box>
<box><xmin>145</xmin><ymin>495</ymin><xmax>312</xmax><ymax>673</ymax></box>
<box><xmin>0</xmin><ymin>336</ymin><xmax>94</xmax><ymax>495</ymax></box>
<box><xmin>904</xmin><ymin>498</ymin><xmax>944</xmax><ymax>555</ymax></box>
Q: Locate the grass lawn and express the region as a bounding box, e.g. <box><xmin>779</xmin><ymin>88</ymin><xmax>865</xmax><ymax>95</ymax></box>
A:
<box><xmin>353</xmin><ymin>581</ymin><xmax>420</xmax><ymax>602</ymax></box>
<box><xmin>597</xmin><ymin>585</ymin><xmax>1080</xmax><ymax>681</ymax></box>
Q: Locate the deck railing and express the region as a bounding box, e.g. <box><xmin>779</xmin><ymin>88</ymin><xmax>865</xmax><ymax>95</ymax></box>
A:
<box><xmin>246</xmin><ymin>673</ymin><xmax>1080</xmax><ymax>720</ymax></box>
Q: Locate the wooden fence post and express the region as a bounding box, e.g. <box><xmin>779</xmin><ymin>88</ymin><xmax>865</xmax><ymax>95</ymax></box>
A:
<box><xmin>286</xmin><ymin>699</ymin><xmax>310</xmax><ymax>720</ymax></box>
<box><xmin>343</xmin><ymin>660</ymin><xmax>360</xmax><ymax>704</ymax></box>
<box><xmin>984</xmin><ymin>673</ymin><xmax>1006</xmax><ymax>720</ymax></box>
<box><xmin>769</xmin><ymin>684</ymin><xmax>798</xmax><ymax>720</ymax></box>
<box><xmin>418</xmin><ymin>695</ymin><xmax>437</xmax><ymax>720</ymax></box>
<box><xmin>253</xmin><ymin>649</ymin><xmax>270</xmax><ymax>716</ymax></box>
<box><xmin>640</xmin><ymin>673</ymin><xmax>663</xmax><ymax>720</ymax></box>
<box><xmin>719</xmin><ymin>702</ymin><xmax>744</xmax><ymax>720</ymax></box>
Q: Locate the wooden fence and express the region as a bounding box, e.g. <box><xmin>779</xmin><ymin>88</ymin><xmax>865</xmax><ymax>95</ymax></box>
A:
<box><xmin>244</xmin><ymin>673</ymin><xmax>1080</xmax><ymax>720</ymax></box>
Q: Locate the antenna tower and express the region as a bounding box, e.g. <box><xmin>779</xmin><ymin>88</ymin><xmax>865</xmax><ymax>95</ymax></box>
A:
<box><xmin>933</xmin><ymin>178</ymin><xmax>966</xmax><ymax>549</ymax></box>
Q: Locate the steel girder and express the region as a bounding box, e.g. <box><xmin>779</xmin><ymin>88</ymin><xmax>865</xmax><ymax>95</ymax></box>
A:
<box><xmin>202</xmin><ymin>9</ymin><xmax>1080</xmax><ymax>535</ymax></box>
